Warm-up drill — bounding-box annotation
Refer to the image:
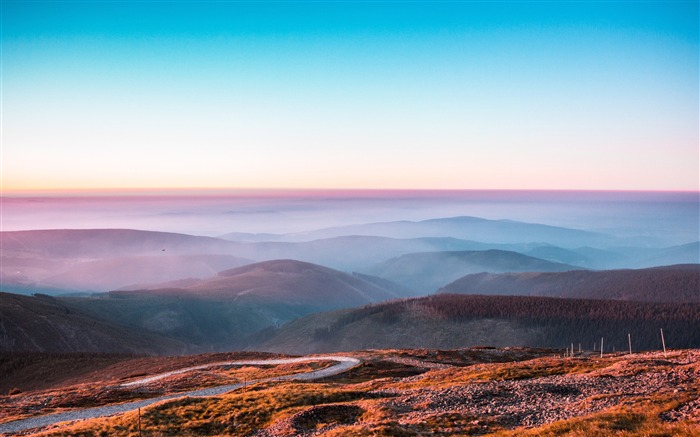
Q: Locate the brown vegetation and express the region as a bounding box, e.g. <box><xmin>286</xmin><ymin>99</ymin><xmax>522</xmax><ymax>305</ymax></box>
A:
<box><xmin>4</xmin><ymin>348</ymin><xmax>698</xmax><ymax>436</ymax></box>
<box><xmin>258</xmin><ymin>294</ymin><xmax>700</xmax><ymax>353</ymax></box>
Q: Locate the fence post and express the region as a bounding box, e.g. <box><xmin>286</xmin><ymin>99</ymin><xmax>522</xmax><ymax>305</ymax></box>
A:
<box><xmin>628</xmin><ymin>333</ymin><xmax>632</xmax><ymax>355</ymax></box>
<box><xmin>660</xmin><ymin>328</ymin><xmax>667</xmax><ymax>358</ymax></box>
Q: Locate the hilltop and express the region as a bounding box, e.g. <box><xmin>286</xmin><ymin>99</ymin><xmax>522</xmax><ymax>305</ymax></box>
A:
<box><xmin>366</xmin><ymin>249</ymin><xmax>578</xmax><ymax>293</ymax></box>
<box><xmin>439</xmin><ymin>264</ymin><xmax>700</xmax><ymax>303</ymax></box>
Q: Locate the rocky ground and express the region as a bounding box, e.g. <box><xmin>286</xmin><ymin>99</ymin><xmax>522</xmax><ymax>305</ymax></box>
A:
<box><xmin>2</xmin><ymin>348</ymin><xmax>698</xmax><ymax>436</ymax></box>
<box><xmin>260</xmin><ymin>349</ymin><xmax>700</xmax><ymax>436</ymax></box>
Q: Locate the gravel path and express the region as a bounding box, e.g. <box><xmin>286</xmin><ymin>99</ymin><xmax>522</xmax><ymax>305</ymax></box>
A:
<box><xmin>0</xmin><ymin>356</ymin><xmax>360</xmax><ymax>435</ymax></box>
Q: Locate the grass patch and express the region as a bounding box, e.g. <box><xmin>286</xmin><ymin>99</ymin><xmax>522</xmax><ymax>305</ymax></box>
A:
<box><xmin>391</xmin><ymin>356</ymin><xmax>615</xmax><ymax>390</ymax></box>
<box><xmin>34</xmin><ymin>382</ymin><xmax>380</xmax><ymax>436</ymax></box>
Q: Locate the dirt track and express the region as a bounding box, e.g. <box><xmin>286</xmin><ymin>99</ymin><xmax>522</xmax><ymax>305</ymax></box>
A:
<box><xmin>0</xmin><ymin>356</ymin><xmax>360</xmax><ymax>435</ymax></box>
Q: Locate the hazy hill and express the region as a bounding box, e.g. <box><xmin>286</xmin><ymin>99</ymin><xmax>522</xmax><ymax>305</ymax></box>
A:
<box><xmin>366</xmin><ymin>250</ymin><xmax>579</xmax><ymax>294</ymax></box>
<box><xmin>126</xmin><ymin>259</ymin><xmax>403</xmax><ymax>306</ymax></box>
<box><xmin>0</xmin><ymin>229</ymin><xmax>235</xmax><ymax>258</ymax></box>
<box><xmin>253</xmin><ymin>294</ymin><xmax>700</xmax><ymax>354</ymax></box>
<box><xmin>633</xmin><ymin>242</ymin><xmax>700</xmax><ymax>268</ymax></box>
<box><xmin>216</xmin><ymin>235</ymin><xmax>542</xmax><ymax>271</ymax></box>
<box><xmin>57</xmin><ymin>260</ymin><xmax>406</xmax><ymax>351</ymax></box>
<box><xmin>0</xmin><ymin>292</ymin><xmax>189</xmax><ymax>354</ymax></box>
<box><xmin>524</xmin><ymin>245</ymin><xmax>594</xmax><ymax>267</ymax></box>
<box><xmin>439</xmin><ymin>265</ymin><xmax>700</xmax><ymax>303</ymax></box>
<box><xmin>0</xmin><ymin>229</ymin><xmax>541</xmax><ymax>292</ymax></box>
<box><xmin>1</xmin><ymin>229</ymin><xmax>248</xmax><ymax>294</ymax></box>
<box><xmin>37</xmin><ymin>254</ymin><xmax>253</xmax><ymax>292</ymax></box>
<box><xmin>281</xmin><ymin>216</ymin><xmax>613</xmax><ymax>247</ymax></box>
<box><xmin>4</xmin><ymin>228</ymin><xmax>695</xmax><ymax>295</ymax></box>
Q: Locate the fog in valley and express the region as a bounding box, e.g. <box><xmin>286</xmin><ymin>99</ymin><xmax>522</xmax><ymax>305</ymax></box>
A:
<box><xmin>3</xmin><ymin>190</ymin><xmax>698</xmax><ymax>244</ymax></box>
<box><xmin>2</xmin><ymin>190</ymin><xmax>698</xmax><ymax>354</ymax></box>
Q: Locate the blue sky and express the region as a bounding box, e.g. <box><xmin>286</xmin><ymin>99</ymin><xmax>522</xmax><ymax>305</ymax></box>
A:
<box><xmin>2</xmin><ymin>1</ymin><xmax>698</xmax><ymax>191</ymax></box>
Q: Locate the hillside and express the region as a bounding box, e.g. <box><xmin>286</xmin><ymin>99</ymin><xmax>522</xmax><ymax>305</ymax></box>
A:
<box><xmin>439</xmin><ymin>264</ymin><xmax>700</xmax><ymax>303</ymax></box>
<box><xmin>55</xmin><ymin>260</ymin><xmax>405</xmax><ymax>351</ymax></box>
<box><xmin>38</xmin><ymin>254</ymin><xmax>253</xmax><ymax>292</ymax></box>
<box><xmin>0</xmin><ymin>229</ymin><xmax>248</xmax><ymax>294</ymax></box>
<box><xmin>253</xmin><ymin>294</ymin><xmax>700</xmax><ymax>354</ymax></box>
<box><xmin>366</xmin><ymin>249</ymin><xmax>579</xmax><ymax>294</ymax></box>
<box><xmin>0</xmin><ymin>229</ymin><xmax>235</xmax><ymax>258</ymax></box>
<box><xmin>1</xmin><ymin>348</ymin><xmax>698</xmax><ymax>436</ymax></box>
<box><xmin>0</xmin><ymin>292</ymin><xmax>188</xmax><ymax>354</ymax></box>
<box><xmin>122</xmin><ymin>259</ymin><xmax>402</xmax><ymax>306</ymax></box>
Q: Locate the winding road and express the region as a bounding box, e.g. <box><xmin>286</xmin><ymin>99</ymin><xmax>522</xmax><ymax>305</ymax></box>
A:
<box><xmin>0</xmin><ymin>355</ymin><xmax>360</xmax><ymax>435</ymax></box>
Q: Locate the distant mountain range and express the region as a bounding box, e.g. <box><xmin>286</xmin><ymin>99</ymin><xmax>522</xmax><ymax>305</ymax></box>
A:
<box><xmin>365</xmin><ymin>249</ymin><xmax>579</xmax><ymax>294</ymax></box>
<box><xmin>2</xmin><ymin>224</ymin><xmax>697</xmax><ymax>295</ymax></box>
<box><xmin>439</xmin><ymin>264</ymin><xmax>700</xmax><ymax>303</ymax></box>
<box><xmin>224</xmin><ymin>215</ymin><xmax>615</xmax><ymax>247</ymax></box>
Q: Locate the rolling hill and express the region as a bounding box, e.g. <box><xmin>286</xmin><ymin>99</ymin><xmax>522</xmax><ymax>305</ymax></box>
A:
<box><xmin>122</xmin><ymin>259</ymin><xmax>403</xmax><ymax>306</ymax></box>
<box><xmin>0</xmin><ymin>292</ymin><xmax>189</xmax><ymax>354</ymax></box>
<box><xmin>439</xmin><ymin>264</ymin><xmax>700</xmax><ymax>303</ymax></box>
<box><xmin>36</xmin><ymin>254</ymin><xmax>253</xmax><ymax>292</ymax></box>
<box><xmin>0</xmin><ymin>229</ymin><xmax>249</xmax><ymax>294</ymax></box>
<box><xmin>4</xmin><ymin>228</ymin><xmax>695</xmax><ymax>295</ymax></box>
<box><xmin>253</xmin><ymin>294</ymin><xmax>700</xmax><ymax>354</ymax></box>
<box><xmin>53</xmin><ymin>260</ymin><xmax>407</xmax><ymax>351</ymax></box>
<box><xmin>0</xmin><ymin>229</ymin><xmax>236</xmax><ymax>258</ymax></box>
<box><xmin>277</xmin><ymin>215</ymin><xmax>614</xmax><ymax>247</ymax></box>
<box><xmin>365</xmin><ymin>249</ymin><xmax>580</xmax><ymax>294</ymax></box>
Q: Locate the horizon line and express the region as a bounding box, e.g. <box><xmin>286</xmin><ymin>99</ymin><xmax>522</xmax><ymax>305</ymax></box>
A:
<box><xmin>1</xmin><ymin>187</ymin><xmax>698</xmax><ymax>198</ymax></box>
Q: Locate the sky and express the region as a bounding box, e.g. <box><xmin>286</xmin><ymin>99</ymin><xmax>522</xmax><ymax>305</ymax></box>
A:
<box><xmin>2</xmin><ymin>1</ymin><xmax>699</xmax><ymax>192</ymax></box>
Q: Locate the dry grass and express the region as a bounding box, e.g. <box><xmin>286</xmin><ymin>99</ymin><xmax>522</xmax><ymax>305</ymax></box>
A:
<box><xmin>388</xmin><ymin>355</ymin><xmax>616</xmax><ymax>390</ymax></box>
<box><xmin>32</xmin><ymin>382</ymin><xmax>373</xmax><ymax>436</ymax></box>
<box><xmin>11</xmin><ymin>349</ymin><xmax>700</xmax><ymax>437</ymax></box>
<box><xmin>0</xmin><ymin>360</ymin><xmax>334</xmax><ymax>425</ymax></box>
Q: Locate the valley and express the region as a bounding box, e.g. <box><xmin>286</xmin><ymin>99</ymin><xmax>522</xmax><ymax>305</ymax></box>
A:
<box><xmin>1</xmin><ymin>194</ymin><xmax>699</xmax><ymax>436</ymax></box>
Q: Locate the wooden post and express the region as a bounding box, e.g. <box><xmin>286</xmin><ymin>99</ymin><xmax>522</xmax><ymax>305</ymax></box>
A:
<box><xmin>579</xmin><ymin>343</ymin><xmax>581</xmax><ymax>353</ymax></box>
<box><xmin>628</xmin><ymin>333</ymin><xmax>632</xmax><ymax>355</ymax></box>
<box><xmin>600</xmin><ymin>337</ymin><xmax>604</xmax><ymax>358</ymax></box>
<box><xmin>660</xmin><ymin>328</ymin><xmax>667</xmax><ymax>357</ymax></box>
<box><xmin>594</xmin><ymin>341</ymin><xmax>596</xmax><ymax>352</ymax></box>
<box><xmin>571</xmin><ymin>343</ymin><xmax>574</xmax><ymax>357</ymax></box>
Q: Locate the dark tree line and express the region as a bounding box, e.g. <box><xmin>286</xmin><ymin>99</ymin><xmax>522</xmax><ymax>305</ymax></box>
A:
<box><xmin>315</xmin><ymin>294</ymin><xmax>700</xmax><ymax>350</ymax></box>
